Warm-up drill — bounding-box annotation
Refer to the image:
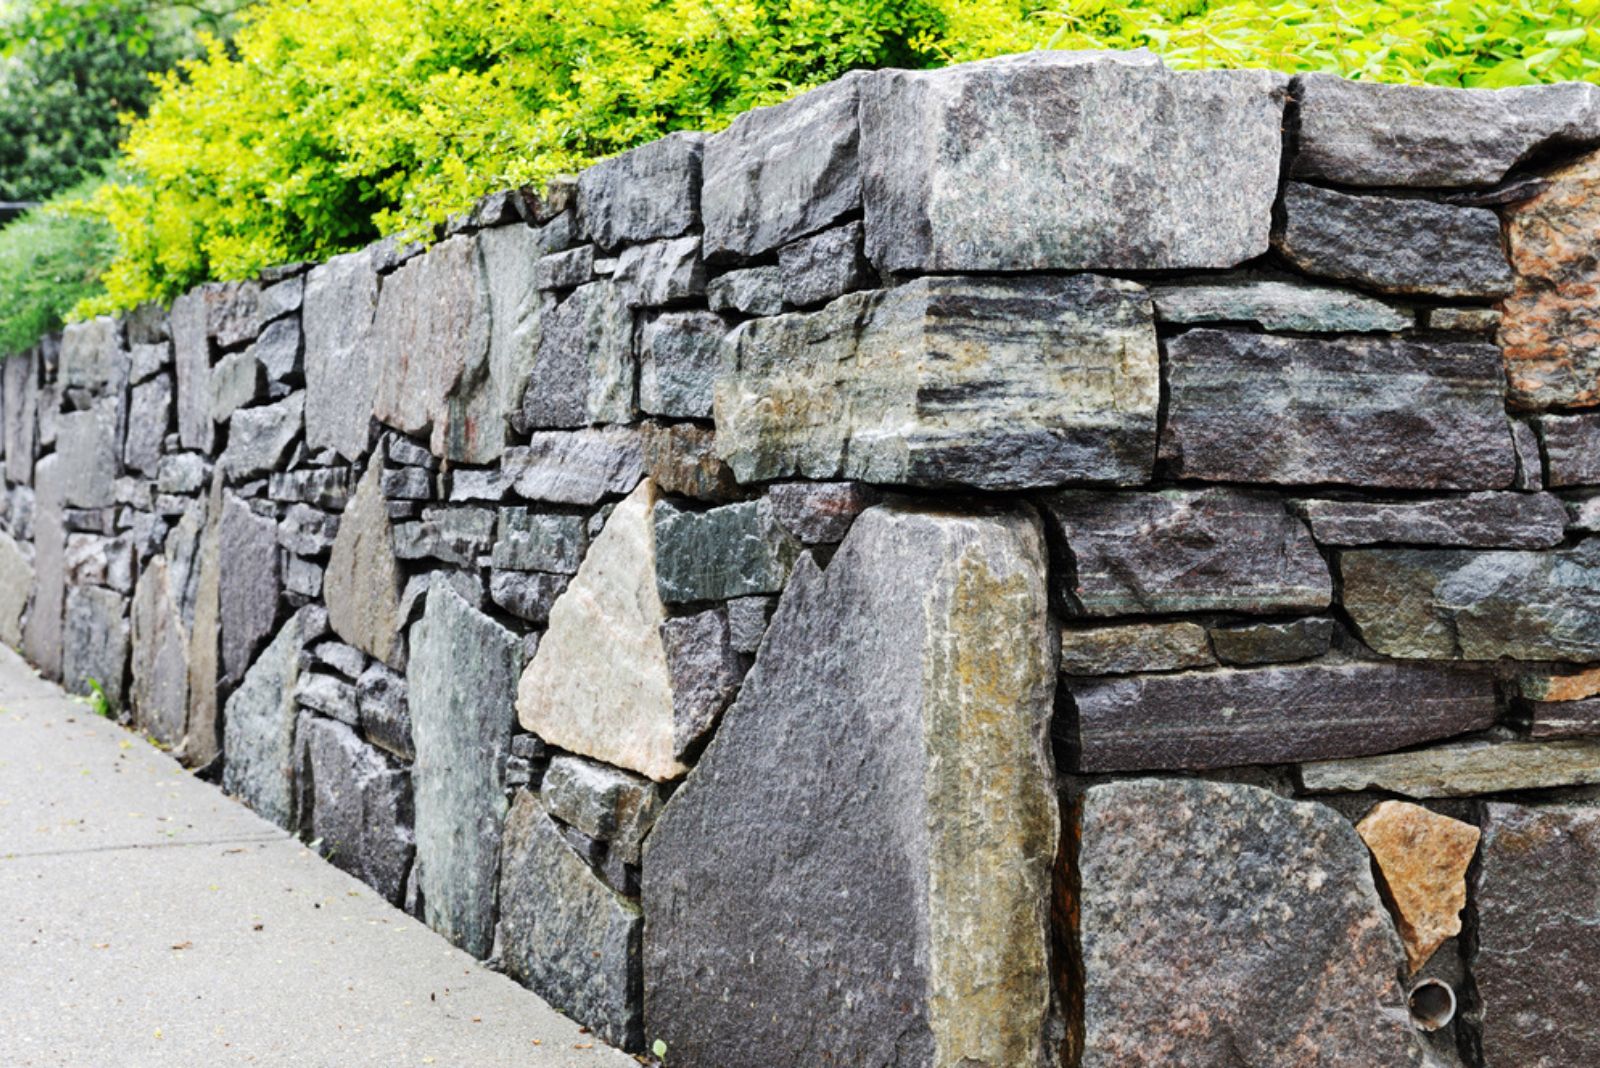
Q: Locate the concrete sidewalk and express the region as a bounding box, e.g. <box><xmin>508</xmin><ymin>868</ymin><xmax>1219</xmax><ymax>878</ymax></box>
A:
<box><xmin>0</xmin><ymin>644</ymin><xmax>635</xmax><ymax>1068</ymax></box>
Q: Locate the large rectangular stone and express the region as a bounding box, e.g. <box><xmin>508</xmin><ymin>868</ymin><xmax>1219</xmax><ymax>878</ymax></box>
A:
<box><xmin>1341</xmin><ymin>542</ymin><xmax>1600</xmax><ymax>661</ymax></box>
<box><xmin>1161</xmin><ymin>329</ymin><xmax>1516</xmax><ymax>489</ymax></box>
<box><xmin>1064</xmin><ymin>662</ymin><xmax>1497</xmax><ymax>773</ymax></box>
<box><xmin>1042</xmin><ymin>488</ymin><xmax>1331</xmax><ymax>616</ymax></box>
<box><xmin>715</xmin><ymin>274</ymin><xmax>1159</xmax><ymax>490</ymax></box>
<box><xmin>303</xmin><ymin>249</ymin><xmax>380</xmax><ymax>461</ymax></box>
<box><xmin>861</xmin><ymin>52</ymin><xmax>1285</xmax><ymax>273</ymax></box>
<box><xmin>578</xmin><ymin>131</ymin><xmax>701</xmax><ymax>252</ymax></box>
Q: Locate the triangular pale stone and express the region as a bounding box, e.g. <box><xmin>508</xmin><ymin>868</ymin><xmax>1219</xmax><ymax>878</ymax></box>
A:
<box><xmin>1357</xmin><ymin>799</ymin><xmax>1481</xmax><ymax>973</ymax></box>
<box><xmin>516</xmin><ymin>478</ymin><xmax>682</xmax><ymax>781</ymax></box>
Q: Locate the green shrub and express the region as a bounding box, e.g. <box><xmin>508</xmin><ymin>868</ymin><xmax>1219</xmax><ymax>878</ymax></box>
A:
<box><xmin>0</xmin><ymin>180</ymin><xmax>115</xmax><ymax>356</ymax></box>
<box><xmin>74</xmin><ymin>0</ymin><xmax>1600</xmax><ymax>315</ymax></box>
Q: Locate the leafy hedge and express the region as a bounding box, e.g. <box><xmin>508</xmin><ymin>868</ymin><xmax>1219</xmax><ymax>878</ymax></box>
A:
<box><xmin>0</xmin><ymin>182</ymin><xmax>117</xmax><ymax>356</ymax></box>
<box><xmin>65</xmin><ymin>0</ymin><xmax>1600</xmax><ymax>317</ymax></box>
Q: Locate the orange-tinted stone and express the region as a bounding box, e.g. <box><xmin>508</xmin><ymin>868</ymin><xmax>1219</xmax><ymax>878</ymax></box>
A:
<box><xmin>1357</xmin><ymin>800</ymin><xmax>1481</xmax><ymax>972</ymax></box>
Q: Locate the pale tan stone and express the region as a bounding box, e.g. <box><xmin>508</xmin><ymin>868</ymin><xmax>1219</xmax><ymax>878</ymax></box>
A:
<box><xmin>325</xmin><ymin>457</ymin><xmax>404</xmax><ymax>668</ymax></box>
<box><xmin>1357</xmin><ymin>800</ymin><xmax>1480</xmax><ymax>972</ymax></box>
<box><xmin>516</xmin><ymin>479</ymin><xmax>684</xmax><ymax>782</ymax></box>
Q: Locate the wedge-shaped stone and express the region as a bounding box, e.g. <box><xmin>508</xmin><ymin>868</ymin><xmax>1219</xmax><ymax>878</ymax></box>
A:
<box><xmin>299</xmin><ymin>716</ymin><xmax>413</xmax><ymax>905</ymax></box>
<box><xmin>1075</xmin><ymin>780</ymin><xmax>1424</xmax><ymax>1067</ymax></box>
<box><xmin>862</xmin><ymin>51</ymin><xmax>1286</xmax><ymax>273</ymax></box>
<box><xmin>303</xmin><ymin>249</ymin><xmax>380</xmax><ymax>460</ymax></box>
<box><xmin>1292</xmin><ymin>73</ymin><xmax>1600</xmax><ymax>187</ymax></box>
<box><xmin>701</xmin><ymin>72</ymin><xmax>866</xmax><ymax>262</ymax></box>
<box><xmin>644</xmin><ymin>502</ymin><xmax>1056</xmax><ymax>1068</ymax></box>
<box><xmin>219</xmin><ymin>392</ymin><xmax>303</xmax><ymax>483</ymax></box>
<box><xmin>1065</xmin><ymin>662</ymin><xmax>1496</xmax><ymax>773</ymax></box>
<box><xmin>1476</xmin><ymin>802</ymin><xmax>1600</xmax><ymax>1068</ymax></box>
<box><xmin>520</xmin><ymin>281</ymin><xmax>633</xmax><ymax>430</ymax></box>
<box><xmin>1301</xmin><ymin>739</ymin><xmax>1600</xmax><ymax>797</ymax></box>
<box><xmin>1275</xmin><ymin>184</ymin><xmax>1513</xmax><ymax>298</ymax></box>
<box><xmin>541</xmin><ymin>755</ymin><xmax>660</xmax><ymax>865</ymax></box>
<box><xmin>0</xmin><ymin>531</ymin><xmax>33</xmax><ymax>649</ymax></box>
<box><xmin>517</xmin><ymin>481</ymin><xmax>687</xmax><ymax>782</ymax></box>
<box><xmin>1356</xmin><ymin>800</ymin><xmax>1479</xmax><ymax>973</ymax></box>
<box><xmin>130</xmin><ymin>556</ymin><xmax>188</xmax><ymax>749</ymax></box>
<box><xmin>498</xmin><ymin>791</ymin><xmax>643</xmax><ymax>1049</ymax></box>
<box><xmin>223</xmin><ymin>608</ymin><xmax>316</xmax><ymax>829</ymax></box>
<box><xmin>715</xmin><ymin>274</ymin><xmax>1159</xmax><ymax>490</ymax></box>
<box><xmin>1043</xmin><ymin>488</ymin><xmax>1330</xmax><ymax>616</ymax></box>
<box><xmin>409</xmin><ymin>583</ymin><xmax>521</xmax><ymax>958</ymax></box>
<box><xmin>1162</xmin><ymin>330</ymin><xmax>1516</xmax><ymax>489</ymax></box>
<box><xmin>183</xmin><ymin>481</ymin><xmax>223</xmax><ymax>767</ymax></box>
<box><xmin>1502</xmin><ymin>151</ymin><xmax>1600</xmax><ymax>410</ymax></box>
<box><xmin>1295</xmin><ymin>492</ymin><xmax>1568</xmax><ymax>548</ymax></box>
<box><xmin>1149</xmin><ymin>275</ymin><xmax>1411</xmax><ymax>333</ymax></box>
<box><xmin>1341</xmin><ymin>542</ymin><xmax>1600</xmax><ymax>661</ymax></box>
<box><xmin>324</xmin><ymin>458</ymin><xmax>404</xmax><ymax>668</ymax></box>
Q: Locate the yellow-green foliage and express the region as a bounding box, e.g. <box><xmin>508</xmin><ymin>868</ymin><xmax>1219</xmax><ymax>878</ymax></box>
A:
<box><xmin>90</xmin><ymin>0</ymin><xmax>1600</xmax><ymax>313</ymax></box>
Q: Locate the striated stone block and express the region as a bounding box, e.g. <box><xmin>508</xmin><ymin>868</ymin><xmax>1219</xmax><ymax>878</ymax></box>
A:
<box><xmin>1476</xmin><ymin>802</ymin><xmax>1600</xmax><ymax>1068</ymax></box>
<box><xmin>324</xmin><ymin>458</ymin><xmax>404</xmax><ymax>668</ymax></box>
<box><xmin>654</xmin><ymin>498</ymin><xmax>801</xmax><ymax>604</ymax></box>
<box><xmin>357</xmin><ymin>661</ymin><xmax>412</xmax><ymax>760</ymax></box>
<box><xmin>1292</xmin><ymin>73</ymin><xmax>1600</xmax><ymax>187</ymax></box>
<box><xmin>1294</xmin><ymin>492</ymin><xmax>1568</xmax><ymax>548</ymax></box>
<box><xmin>56</xmin><ymin>400</ymin><xmax>121</xmax><ymax>509</ymax></box>
<box><xmin>1059</xmin><ymin>621</ymin><xmax>1213</xmax><ymax>676</ymax></box>
<box><xmin>1301</xmin><ymin>738</ymin><xmax>1600</xmax><ymax>796</ymax></box>
<box><xmin>1075</xmin><ymin>779</ymin><xmax>1424</xmax><ymax>1067</ymax></box>
<box><xmin>493</xmin><ymin>509</ymin><xmax>586</xmax><ymax>574</ymax></box>
<box><xmin>716</xmin><ymin>274</ymin><xmax>1159</xmax><ymax>490</ymax></box>
<box><xmin>3</xmin><ymin>349</ymin><xmax>37</xmax><ymax>484</ymax></box>
<box><xmin>1150</xmin><ymin>275</ymin><xmax>1411</xmax><ymax>333</ymax></box>
<box><xmin>1065</xmin><ymin>662</ymin><xmax>1496</xmax><ymax>773</ymax></box>
<box><xmin>644</xmin><ymin>502</ymin><xmax>1056</xmax><ymax>1068</ymax></box>
<box><xmin>504</xmin><ymin>427</ymin><xmax>643</xmax><ymax>505</ymax></box>
<box><xmin>863</xmin><ymin>52</ymin><xmax>1286</xmax><ymax>273</ymax></box>
<box><xmin>1539</xmin><ymin>413</ymin><xmax>1600</xmax><ymax>486</ymax></box>
<box><xmin>1341</xmin><ymin>542</ymin><xmax>1600</xmax><ymax>661</ymax></box>
<box><xmin>1209</xmin><ymin>618</ymin><xmax>1334</xmax><ymax>666</ymax></box>
<box><xmin>170</xmin><ymin>290</ymin><xmax>215</xmax><ymax>453</ymax></box>
<box><xmin>409</xmin><ymin>583</ymin><xmax>521</xmax><ymax>958</ymax></box>
<box><xmin>1276</xmin><ymin>183</ymin><xmax>1513</xmax><ymax>298</ymax></box>
<box><xmin>1043</xmin><ymin>488</ymin><xmax>1331</xmax><ymax>616</ymax></box>
<box><xmin>1162</xmin><ymin>329</ymin><xmax>1516</xmax><ymax>489</ymax></box>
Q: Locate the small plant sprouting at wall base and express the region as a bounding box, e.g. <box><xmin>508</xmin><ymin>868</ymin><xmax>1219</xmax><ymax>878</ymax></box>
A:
<box><xmin>85</xmin><ymin>678</ymin><xmax>114</xmax><ymax>719</ymax></box>
<box><xmin>652</xmin><ymin>1038</ymin><xmax>668</xmax><ymax>1063</ymax></box>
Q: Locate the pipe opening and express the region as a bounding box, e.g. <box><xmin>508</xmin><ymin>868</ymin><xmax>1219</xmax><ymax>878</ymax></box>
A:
<box><xmin>1408</xmin><ymin>978</ymin><xmax>1457</xmax><ymax>1032</ymax></box>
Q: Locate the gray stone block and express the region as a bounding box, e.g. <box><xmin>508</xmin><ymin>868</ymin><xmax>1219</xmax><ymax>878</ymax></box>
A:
<box><xmin>209</xmin><ymin>349</ymin><xmax>265</xmax><ymax>423</ymax></box>
<box><xmin>170</xmin><ymin>289</ymin><xmax>214</xmax><ymax>453</ymax></box>
<box><xmin>766</xmin><ymin>481</ymin><xmax>876</xmax><ymax>544</ymax></box>
<box><xmin>1209</xmin><ymin>618</ymin><xmax>1335</xmax><ymax>666</ymax></box>
<box><xmin>325</xmin><ymin>458</ymin><xmax>405</xmax><ymax>668</ymax></box>
<box><xmin>705</xmin><ymin>267</ymin><xmax>783</xmax><ymax>316</ymax></box>
<box><xmin>615</xmin><ymin>236</ymin><xmax>705</xmax><ymax>307</ymax></box>
<box><xmin>303</xmin><ymin>249</ymin><xmax>380</xmax><ymax>461</ymax></box>
<box><xmin>520</xmin><ymin>281</ymin><xmax>634</xmax><ymax>430</ymax></box>
<box><xmin>778</xmin><ymin>221</ymin><xmax>871</xmax><ymax>308</ymax></box>
<box><xmin>299</xmin><ymin>716</ymin><xmax>414</xmax><ymax>905</ymax></box>
<box><xmin>63</xmin><ymin>585</ymin><xmax>129</xmax><ymax>707</ymax></box>
<box><xmin>638</xmin><ymin>311</ymin><xmax>726</xmax><ymax>420</ymax></box>
<box><xmin>659</xmin><ymin>608</ymin><xmax>741</xmax><ymax>759</ymax></box>
<box><xmin>1294</xmin><ymin>492</ymin><xmax>1569</xmax><ymax>548</ymax></box>
<box><xmin>1149</xmin><ymin>275</ymin><xmax>1412</xmax><ymax>332</ymax></box>
<box><xmin>277</xmin><ymin>503</ymin><xmax>339</xmax><ymax>556</ymax></box>
<box><xmin>56</xmin><ymin>400</ymin><xmax>121</xmax><ymax>509</ymax></box>
<box><xmin>1540</xmin><ymin>413</ymin><xmax>1600</xmax><ymax>487</ymax></box>
<box><xmin>123</xmin><ymin>373</ymin><xmax>172</xmax><ymax>478</ymax></box>
<box><xmin>654</xmin><ymin>498</ymin><xmax>801</xmax><ymax>604</ymax></box>
<box><xmin>1059</xmin><ymin>621</ymin><xmax>1214</xmax><ymax>676</ymax></box>
<box><xmin>219</xmin><ymin>392</ymin><xmax>304</xmax><ymax>482</ymax></box>
<box><xmin>223</xmin><ymin>608</ymin><xmax>317</xmax><ymax>828</ymax></box>
<box><xmin>357</xmin><ymin>661</ymin><xmax>412</xmax><ymax>761</ymax></box>
<box><xmin>541</xmin><ymin>755</ymin><xmax>661</xmax><ymax>864</ymax></box>
<box><xmin>488</xmin><ymin>570</ymin><xmax>569</xmax><ymax>624</ymax></box>
<box><xmin>577</xmin><ymin>131</ymin><xmax>702</xmax><ymax>251</ymax></box>
<box><xmin>493</xmin><ymin>509</ymin><xmax>587</xmax><ymax>574</ymax></box>
<box><xmin>219</xmin><ymin>491</ymin><xmax>281</xmax><ymax>686</ymax></box>
<box><xmin>534</xmin><ymin>245</ymin><xmax>594</xmax><ymax>291</ymax></box>
<box><xmin>504</xmin><ymin>427</ymin><xmax>643</xmax><ymax>505</ymax></box>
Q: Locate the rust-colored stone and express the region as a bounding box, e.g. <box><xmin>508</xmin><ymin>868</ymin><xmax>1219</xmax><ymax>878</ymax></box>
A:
<box><xmin>1521</xmin><ymin>664</ymin><xmax>1600</xmax><ymax>703</ymax></box>
<box><xmin>1356</xmin><ymin>800</ymin><xmax>1481</xmax><ymax>973</ymax></box>
<box><xmin>1501</xmin><ymin>149</ymin><xmax>1600</xmax><ymax>410</ymax></box>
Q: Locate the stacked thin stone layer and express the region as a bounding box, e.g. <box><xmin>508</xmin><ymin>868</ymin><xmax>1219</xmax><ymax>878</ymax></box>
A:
<box><xmin>0</xmin><ymin>47</ymin><xmax>1598</xmax><ymax>1068</ymax></box>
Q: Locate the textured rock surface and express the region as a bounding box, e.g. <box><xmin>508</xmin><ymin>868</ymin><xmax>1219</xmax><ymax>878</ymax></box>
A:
<box><xmin>517</xmin><ymin>481</ymin><xmax>686</xmax><ymax>782</ymax></box>
<box><xmin>477</xmin><ymin>224</ymin><xmax>545</xmax><ymax>464</ymax></box>
<box><xmin>170</xmin><ymin>290</ymin><xmax>214</xmax><ymax>453</ymax></box>
<box><xmin>638</xmin><ymin>421</ymin><xmax>739</xmax><ymax>501</ymax></box>
<box><xmin>701</xmin><ymin>72</ymin><xmax>865</xmax><ymax>261</ymax></box>
<box><xmin>645</xmin><ymin>502</ymin><xmax>1056</xmax><ymax>1068</ymax></box>
<box><xmin>1066</xmin><ymin>662</ymin><xmax>1496</xmax><ymax>773</ymax></box>
<box><xmin>637</xmin><ymin>311</ymin><xmax>724</xmax><ymax>420</ymax></box>
<box><xmin>222</xmin><ymin>609</ymin><xmax>314</xmax><ymax>829</ymax></box>
<box><xmin>716</xmin><ymin>274</ymin><xmax>1159</xmax><ymax>490</ymax></box>
<box><xmin>1162</xmin><ymin>330</ymin><xmax>1516</xmax><ymax>489</ymax></box>
<box><xmin>614</xmin><ymin>236</ymin><xmax>704</xmax><ymax>308</ymax></box>
<box><xmin>1301</xmin><ymin>739</ymin><xmax>1600</xmax><ymax>796</ymax></box>
<box><xmin>1292</xmin><ymin>73</ymin><xmax>1600</xmax><ymax>187</ymax></box>
<box><xmin>492</xmin><ymin>509</ymin><xmax>586</xmax><ymax>573</ymax></box>
<box><xmin>1059</xmin><ymin>622</ymin><xmax>1213</xmax><ymax>676</ymax></box>
<box><xmin>520</xmin><ymin>281</ymin><xmax>633</xmax><ymax>429</ymax></box>
<box><xmin>1341</xmin><ymin>542</ymin><xmax>1600</xmax><ymax>660</ymax></box>
<box><xmin>182</xmin><ymin>486</ymin><xmax>222</xmax><ymax>767</ymax></box>
<box><xmin>1540</xmin><ymin>413</ymin><xmax>1600</xmax><ymax>486</ymax></box>
<box><xmin>578</xmin><ymin>131</ymin><xmax>701</xmax><ymax>251</ymax></box>
<box><xmin>1524</xmin><ymin>696</ymin><xmax>1600</xmax><ymax>739</ymax></box>
<box><xmin>324</xmin><ymin>459</ymin><xmax>404</xmax><ymax>667</ymax></box>
<box><xmin>56</xmin><ymin>402</ymin><xmax>120</xmax><ymax>509</ymax></box>
<box><xmin>654</xmin><ymin>499</ymin><xmax>801</xmax><ymax>604</ymax></box>
<box><xmin>1502</xmin><ymin>150</ymin><xmax>1600</xmax><ymax>410</ymax></box>
<box><xmin>504</xmin><ymin>427</ymin><xmax>643</xmax><ymax>505</ymax></box>
<box><xmin>1295</xmin><ymin>492</ymin><xmax>1568</xmax><ymax>548</ymax></box>
<box><xmin>778</xmin><ymin>221</ymin><xmax>871</xmax><ymax>308</ymax></box>
<box><xmin>63</xmin><ymin>585</ymin><xmax>128</xmax><ymax>705</ymax></box>
<box><xmin>0</xmin><ymin>531</ymin><xmax>32</xmax><ymax>648</ymax></box>
<box><xmin>1209</xmin><ymin>618</ymin><xmax>1334</xmax><ymax>666</ymax></box>
<box><xmin>218</xmin><ymin>493</ymin><xmax>280</xmax><ymax>685</ymax></box>
<box><xmin>1475</xmin><ymin>801</ymin><xmax>1600</xmax><ymax>1068</ymax></box>
<box><xmin>1075</xmin><ymin>779</ymin><xmax>1422</xmax><ymax>1067</ymax></box>
<box><xmin>1356</xmin><ymin>800</ymin><xmax>1479</xmax><ymax>973</ymax></box>
<box><xmin>705</xmin><ymin>267</ymin><xmax>783</xmax><ymax>316</ymax></box>
<box><xmin>23</xmin><ymin>456</ymin><xmax>65</xmax><ymax>679</ymax></box>
<box><xmin>1149</xmin><ymin>276</ymin><xmax>1411</xmax><ymax>332</ymax></box>
<box><xmin>129</xmin><ymin>556</ymin><xmax>188</xmax><ymax>749</ymax></box>
<box><xmin>299</xmin><ymin>716</ymin><xmax>413</xmax><ymax>904</ymax></box>
<box><xmin>408</xmin><ymin>583</ymin><xmax>521</xmax><ymax>958</ymax></box>
<box><xmin>497</xmin><ymin>791</ymin><xmax>643</xmax><ymax>1049</ymax></box>
<box><xmin>3</xmin><ymin>349</ymin><xmax>37</xmax><ymax>484</ymax></box>
<box><xmin>541</xmin><ymin>755</ymin><xmax>661</xmax><ymax>864</ymax></box>
<box><xmin>218</xmin><ymin>393</ymin><xmax>304</xmax><ymax>481</ymax></box>
<box><xmin>1276</xmin><ymin>184</ymin><xmax>1513</xmax><ymax>298</ymax></box>
<box><xmin>124</xmin><ymin>373</ymin><xmax>172</xmax><ymax>477</ymax></box>
<box><xmin>1044</xmin><ymin>488</ymin><xmax>1331</xmax><ymax>615</ymax></box>
<box><xmin>862</xmin><ymin>52</ymin><xmax>1286</xmax><ymax>273</ymax></box>
<box><xmin>303</xmin><ymin>249</ymin><xmax>379</xmax><ymax>460</ymax></box>
<box><xmin>765</xmin><ymin>481</ymin><xmax>875</xmax><ymax>544</ymax></box>
<box><xmin>659</xmin><ymin>609</ymin><xmax>741</xmax><ymax>759</ymax></box>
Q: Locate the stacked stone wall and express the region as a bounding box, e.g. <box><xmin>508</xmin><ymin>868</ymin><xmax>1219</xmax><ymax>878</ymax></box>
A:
<box><xmin>3</xmin><ymin>47</ymin><xmax>1600</xmax><ymax>1066</ymax></box>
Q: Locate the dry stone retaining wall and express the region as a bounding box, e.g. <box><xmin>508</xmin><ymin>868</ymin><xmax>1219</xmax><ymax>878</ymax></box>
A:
<box><xmin>3</xmin><ymin>47</ymin><xmax>1600</xmax><ymax>1067</ymax></box>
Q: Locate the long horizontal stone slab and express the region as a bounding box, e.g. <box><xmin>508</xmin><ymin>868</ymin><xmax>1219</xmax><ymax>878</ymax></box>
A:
<box><xmin>862</xmin><ymin>51</ymin><xmax>1286</xmax><ymax>273</ymax></box>
<box><xmin>715</xmin><ymin>274</ymin><xmax>1159</xmax><ymax>490</ymax></box>
<box><xmin>1291</xmin><ymin>73</ymin><xmax>1600</xmax><ymax>188</ymax></box>
<box><xmin>1293</xmin><ymin>492</ymin><xmax>1569</xmax><ymax>548</ymax></box>
<box><xmin>1043</xmin><ymin>488</ymin><xmax>1331</xmax><ymax>616</ymax></box>
<box><xmin>1064</xmin><ymin>662</ymin><xmax>1497</xmax><ymax>773</ymax></box>
<box><xmin>1300</xmin><ymin>739</ymin><xmax>1600</xmax><ymax>797</ymax></box>
<box><xmin>1341</xmin><ymin>541</ymin><xmax>1600</xmax><ymax>661</ymax></box>
<box><xmin>1148</xmin><ymin>276</ymin><xmax>1411</xmax><ymax>333</ymax></box>
<box><xmin>1161</xmin><ymin>329</ymin><xmax>1516</xmax><ymax>489</ymax></box>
